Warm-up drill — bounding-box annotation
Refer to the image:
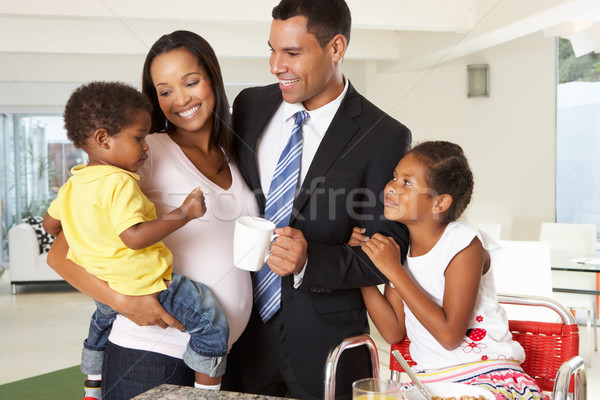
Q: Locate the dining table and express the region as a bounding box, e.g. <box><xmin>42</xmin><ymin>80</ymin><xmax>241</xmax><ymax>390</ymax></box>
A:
<box><xmin>550</xmin><ymin>252</ymin><xmax>600</xmax><ymax>321</ymax></box>
<box><xmin>551</xmin><ymin>252</ymin><xmax>600</xmax><ymax>295</ymax></box>
<box><xmin>132</xmin><ymin>384</ymin><xmax>297</xmax><ymax>400</ymax></box>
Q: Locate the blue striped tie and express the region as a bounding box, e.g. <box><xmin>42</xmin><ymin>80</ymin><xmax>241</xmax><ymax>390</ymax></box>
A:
<box><xmin>253</xmin><ymin>110</ymin><xmax>309</xmax><ymax>322</ymax></box>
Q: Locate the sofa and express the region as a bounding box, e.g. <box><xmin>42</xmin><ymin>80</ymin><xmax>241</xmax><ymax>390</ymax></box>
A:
<box><xmin>8</xmin><ymin>217</ymin><xmax>63</xmax><ymax>294</ymax></box>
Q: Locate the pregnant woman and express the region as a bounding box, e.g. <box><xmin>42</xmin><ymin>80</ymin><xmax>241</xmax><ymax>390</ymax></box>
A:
<box><xmin>47</xmin><ymin>30</ymin><xmax>258</xmax><ymax>400</ymax></box>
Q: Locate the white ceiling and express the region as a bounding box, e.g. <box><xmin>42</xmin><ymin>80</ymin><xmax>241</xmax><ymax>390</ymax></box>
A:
<box><xmin>1</xmin><ymin>0</ymin><xmax>600</xmax><ymax>74</ymax></box>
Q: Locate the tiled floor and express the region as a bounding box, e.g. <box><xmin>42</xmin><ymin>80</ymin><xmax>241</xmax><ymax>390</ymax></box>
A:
<box><xmin>0</xmin><ymin>273</ymin><xmax>95</xmax><ymax>384</ymax></box>
<box><xmin>0</xmin><ymin>270</ymin><xmax>598</xmax><ymax>396</ymax></box>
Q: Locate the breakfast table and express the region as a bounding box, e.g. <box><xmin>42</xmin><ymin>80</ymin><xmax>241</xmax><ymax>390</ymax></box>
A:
<box><xmin>132</xmin><ymin>384</ymin><xmax>297</xmax><ymax>400</ymax></box>
<box><xmin>551</xmin><ymin>252</ymin><xmax>600</xmax><ymax>307</ymax></box>
<box><xmin>550</xmin><ymin>251</ymin><xmax>600</xmax><ymax>353</ymax></box>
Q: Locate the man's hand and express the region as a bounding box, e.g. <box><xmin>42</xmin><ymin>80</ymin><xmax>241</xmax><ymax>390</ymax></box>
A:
<box><xmin>267</xmin><ymin>227</ymin><xmax>308</xmax><ymax>276</ymax></box>
<box><xmin>112</xmin><ymin>292</ymin><xmax>185</xmax><ymax>331</ymax></box>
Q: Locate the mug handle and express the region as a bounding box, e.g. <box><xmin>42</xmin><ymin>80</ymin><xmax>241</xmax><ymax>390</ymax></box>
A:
<box><xmin>263</xmin><ymin>234</ymin><xmax>280</xmax><ymax>263</ymax></box>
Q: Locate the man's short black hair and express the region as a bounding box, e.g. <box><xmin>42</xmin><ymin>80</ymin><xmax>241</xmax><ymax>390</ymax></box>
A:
<box><xmin>272</xmin><ymin>0</ymin><xmax>351</xmax><ymax>48</ymax></box>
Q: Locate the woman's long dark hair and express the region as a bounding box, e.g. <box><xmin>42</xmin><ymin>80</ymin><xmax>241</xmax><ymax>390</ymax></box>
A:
<box><xmin>142</xmin><ymin>30</ymin><xmax>233</xmax><ymax>159</ymax></box>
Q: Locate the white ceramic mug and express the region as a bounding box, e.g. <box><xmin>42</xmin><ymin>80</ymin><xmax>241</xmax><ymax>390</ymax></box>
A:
<box><xmin>233</xmin><ymin>216</ymin><xmax>277</xmax><ymax>271</ymax></box>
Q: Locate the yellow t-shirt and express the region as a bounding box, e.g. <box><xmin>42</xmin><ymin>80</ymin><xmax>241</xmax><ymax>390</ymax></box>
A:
<box><xmin>47</xmin><ymin>164</ymin><xmax>172</xmax><ymax>295</ymax></box>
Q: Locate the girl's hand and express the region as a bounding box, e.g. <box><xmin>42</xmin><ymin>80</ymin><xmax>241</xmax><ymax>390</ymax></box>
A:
<box><xmin>361</xmin><ymin>233</ymin><xmax>402</xmax><ymax>274</ymax></box>
<box><xmin>181</xmin><ymin>187</ymin><xmax>206</xmax><ymax>221</ymax></box>
<box><xmin>348</xmin><ymin>227</ymin><xmax>369</xmax><ymax>246</ymax></box>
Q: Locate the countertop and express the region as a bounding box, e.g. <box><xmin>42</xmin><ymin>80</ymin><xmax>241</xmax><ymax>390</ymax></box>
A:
<box><xmin>133</xmin><ymin>384</ymin><xmax>296</xmax><ymax>400</ymax></box>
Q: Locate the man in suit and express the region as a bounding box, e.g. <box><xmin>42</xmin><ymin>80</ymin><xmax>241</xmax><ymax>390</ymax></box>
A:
<box><xmin>223</xmin><ymin>1</ymin><xmax>412</xmax><ymax>398</ymax></box>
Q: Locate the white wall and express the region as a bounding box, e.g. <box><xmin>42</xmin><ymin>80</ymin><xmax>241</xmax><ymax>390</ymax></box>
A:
<box><xmin>0</xmin><ymin>53</ymin><xmax>146</xmax><ymax>112</ymax></box>
<box><xmin>358</xmin><ymin>32</ymin><xmax>557</xmax><ymax>240</ymax></box>
<box><xmin>0</xmin><ymin>32</ymin><xmax>557</xmax><ymax>240</ymax></box>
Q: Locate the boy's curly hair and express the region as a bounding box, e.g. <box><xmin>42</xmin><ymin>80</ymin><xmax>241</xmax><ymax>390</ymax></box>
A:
<box><xmin>64</xmin><ymin>81</ymin><xmax>152</xmax><ymax>148</ymax></box>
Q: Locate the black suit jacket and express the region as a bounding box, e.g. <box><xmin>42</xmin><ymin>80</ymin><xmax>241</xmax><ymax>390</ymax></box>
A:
<box><xmin>232</xmin><ymin>82</ymin><xmax>411</xmax><ymax>397</ymax></box>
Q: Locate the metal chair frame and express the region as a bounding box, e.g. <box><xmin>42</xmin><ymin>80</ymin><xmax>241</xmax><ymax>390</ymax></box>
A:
<box><xmin>323</xmin><ymin>334</ymin><xmax>380</xmax><ymax>400</ymax></box>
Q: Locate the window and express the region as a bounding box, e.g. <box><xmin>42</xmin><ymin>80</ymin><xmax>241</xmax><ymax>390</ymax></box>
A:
<box><xmin>0</xmin><ymin>114</ymin><xmax>86</xmax><ymax>263</ymax></box>
<box><xmin>556</xmin><ymin>38</ymin><xmax>600</xmax><ymax>246</ymax></box>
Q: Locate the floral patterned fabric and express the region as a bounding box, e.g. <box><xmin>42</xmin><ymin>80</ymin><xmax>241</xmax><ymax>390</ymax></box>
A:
<box><xmin>22</xmin><ymin>216</ymin><xmax>55</xmax><ymax>253</ymax></box>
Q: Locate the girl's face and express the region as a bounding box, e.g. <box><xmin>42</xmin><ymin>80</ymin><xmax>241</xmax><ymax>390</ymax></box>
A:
<box><xmin>383</xmin><ymin>152</ymin><xmax>437</xmax><ymax>224</ymax></box>
<box><xmin>150</xmin><ymin>47</ymin><xmax>215</xmax><ymax>136</ymax></box>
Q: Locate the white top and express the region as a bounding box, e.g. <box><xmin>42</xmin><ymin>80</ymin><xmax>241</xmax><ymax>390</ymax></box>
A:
<box><xmin>404</xmin><ymin>222</ymin><xmax>525</xmax><ymax>371</ymax></box>
<box><xmin>108</xmin><ymin>132</ymin><xmax>260</xmax><ymax>359</ymax></box>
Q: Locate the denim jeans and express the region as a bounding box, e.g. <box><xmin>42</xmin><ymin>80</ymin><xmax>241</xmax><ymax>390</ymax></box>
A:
<box><xmin>81</xmin><ymin>272</ymin><xmax>229</xmax><ymax>377</ymax></box>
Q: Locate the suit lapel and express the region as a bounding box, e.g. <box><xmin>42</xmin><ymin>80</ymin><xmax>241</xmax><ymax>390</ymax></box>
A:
<box><xmin>290</xmin><ymin>84</ymin><xmax>362</xmax><ymax>224</ymax></box>
<box><xmin>242</xmin><ymin>85</ymin><xmax>282</xmax><ymax>210</ymax></box>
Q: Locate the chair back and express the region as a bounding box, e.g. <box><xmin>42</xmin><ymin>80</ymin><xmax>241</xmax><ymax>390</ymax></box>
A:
<box><xmin>389</xmin><ymin>338</ymin><xmax>415</xmax><ymax>381</ymax></box>
<box><xmin>389</xmin><ymin>294</ymin><xmax>582</xmax><ymax>396</ymax></box>
<box><xmin>508</xmin><ymin>319</ymin><xmax>578</xmax><ymax>392</ymax></box>
<box><xmin>493</xmin><ymin>240</ymin><xmax>555</xmax><ymax>321</ymax></box>
<box><xmin>471</xmin><ymin>222</ymin><xmax>502</xmax><ymax>241</ymax></box>
<box><xmin>539</xmin><ymin>222</ymin><xmax>597</xmax><ymax>254</ymax></box>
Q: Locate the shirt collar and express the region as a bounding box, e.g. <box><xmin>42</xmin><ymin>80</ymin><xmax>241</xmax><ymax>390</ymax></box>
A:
<box><xmin>71</xmin><ymin>164</ymin><xmax>140</xmax><ymax>183</ymax></box>
<box><xmin>282</xmin><ymin>77</ymin><xmax>350</xmax><ymax>130</ymax></box>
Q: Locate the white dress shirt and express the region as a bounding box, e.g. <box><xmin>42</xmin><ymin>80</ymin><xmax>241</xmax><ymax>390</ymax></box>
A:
<box><xmin>256</xmin><ymin>78</ymin><xmax>350</xmax><ymax>285</ymax></box>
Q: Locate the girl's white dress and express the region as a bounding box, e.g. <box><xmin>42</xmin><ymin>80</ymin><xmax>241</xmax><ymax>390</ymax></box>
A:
<box><xmin>401</xmin><ymin>222</ymin><xmax>549</xmax><ymax>399</ymax></box>
<box><xmin>403</xmin><ymin>221</ymin><xmax>525</xmax><ymax>370</ymax></box>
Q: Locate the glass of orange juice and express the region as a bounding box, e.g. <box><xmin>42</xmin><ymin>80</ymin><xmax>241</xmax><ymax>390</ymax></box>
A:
<box><xmin>352</xmin><ymin>378</ymin><xmax>402</xmax><ymax>399</ymax></box>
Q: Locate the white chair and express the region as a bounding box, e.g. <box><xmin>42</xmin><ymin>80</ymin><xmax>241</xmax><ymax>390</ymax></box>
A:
<box><xmin>493</xmin><ymin>240</ymin><xmax>556</xmax><ymax>321</ymax></box>
<box><xmin>539</xmin><ymin>222</ymin><xmax>597</xmax><ymax>254</ymax></box>
<box><xmin>8</xmin><ymin>223</ymin><xmax>63</xmax><ymax>294</ymax></box>
<box><xmin>539</xmin><ymin>222</ymin><xmax>598</xmax><ymax>354</ymax></box>
<box><xmin>471</xmin><ymin>222</ymin><xmax>502</xmax><ymax>241</ymax></box>
<box><xmin>493</xmin><ymin>240</ymin><xmax>596</xmax><ymax>365</ymax></box>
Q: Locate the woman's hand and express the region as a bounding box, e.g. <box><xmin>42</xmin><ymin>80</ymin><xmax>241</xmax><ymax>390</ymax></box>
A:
<box><xmin>348</xmin><ymin>227</ymin><xmax>369</xmax><ymax>246</ymax></box>
<box><xmin>360</xmin><ymin>233</ymin><xmax>402</xmax><ymax>274</ymax></box>
<box><xmin>112</xmin><ymin>292</ymin><xmax>185</xmax><ymax>331</ymax></box>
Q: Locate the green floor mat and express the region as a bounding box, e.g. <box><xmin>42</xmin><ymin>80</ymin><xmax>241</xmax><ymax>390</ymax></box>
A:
<box><xmin>0</xmin><ymin>365</ymin><xmax>83</xmax><ymax>400</ymax></box>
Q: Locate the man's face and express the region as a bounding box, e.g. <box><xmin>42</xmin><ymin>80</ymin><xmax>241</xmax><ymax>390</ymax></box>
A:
<box><xmin>269</xmin><ymin>15</ymin><xmax>341</xmax><ymax>111</ymax></box>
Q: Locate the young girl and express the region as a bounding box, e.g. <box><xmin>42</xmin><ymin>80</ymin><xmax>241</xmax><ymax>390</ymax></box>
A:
<box><xmin>349</xmin><ymin>141</ymin><xmax>548</xmax><ymax>400</ymax></box>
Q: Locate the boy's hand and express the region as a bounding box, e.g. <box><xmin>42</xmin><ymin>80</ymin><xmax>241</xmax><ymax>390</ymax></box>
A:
<box><xmin>182</xmin><ymin>187</ymin><xmax>206</xmax><ymax>220</ymax></box>
<box><xmin>361</xmin><ymin>233</ymin><xmax>402</xmax><ymax>274</ymax></box>
<box><xmin>348</xmin><ymin>227</ymin><xmax>369</xmax><ymax>246</ymax></box>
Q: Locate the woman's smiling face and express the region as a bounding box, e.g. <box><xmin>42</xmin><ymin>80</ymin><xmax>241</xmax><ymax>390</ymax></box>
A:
<box><xmin>150</xmin><ymin>47</ymin><xmax>215</xmax><ymax>135</ymax></box>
